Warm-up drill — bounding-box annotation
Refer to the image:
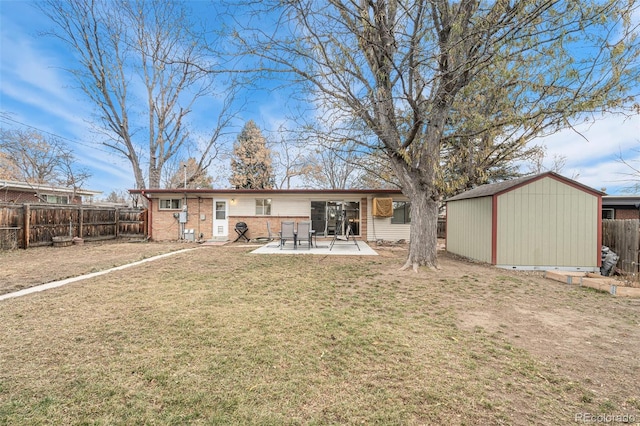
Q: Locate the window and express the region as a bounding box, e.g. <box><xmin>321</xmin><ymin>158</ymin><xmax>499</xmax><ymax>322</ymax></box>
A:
<box><xmin>391</xmin><ymin>201</ymin><xmax>411</xmax><ymax>224</ymax></box>
<box><xmin>256</xmin><ymin>198</ymin><xmax>272</xmax><ymax>215</ymax></box>
<box><xmin>159</xmin><ymin>199</ymin><xmax>182</xmax><ymax>210</ymax></box>
<box><xmin>602</xmin><ymin>208</ymin><xmax>614</xmax><ymax>219</ymax></box>
<box><xmin>215</xmin><ymin>201</ymin><xmax>226</xmax><ymax>220</ymax></box>
<box><xmin>43</xmin><ymin>194</ymin><xmax>69</xmax><ymax>204</ymax></box>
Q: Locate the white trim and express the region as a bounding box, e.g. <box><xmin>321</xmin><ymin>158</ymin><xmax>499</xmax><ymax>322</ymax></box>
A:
<box><xmin>0</xmin><ymin>179</ymin><xmax>101</xmax><ymax>196</ymax></box>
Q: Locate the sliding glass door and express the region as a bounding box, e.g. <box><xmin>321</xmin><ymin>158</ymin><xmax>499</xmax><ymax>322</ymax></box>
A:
<box><xmin>310</xmin><ymin>201</ymin><xmax>360</xmax><ymax>236</ymax></box>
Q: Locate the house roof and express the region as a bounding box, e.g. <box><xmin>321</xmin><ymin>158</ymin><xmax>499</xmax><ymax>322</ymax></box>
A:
<box><xmin>0</xmin><ymin>180</ymin><xmax>101</xmax><ymax>197</ymax></box>
<box><xmin>602</xmin><ymin>195</ymin><xmax>640</xmax><ymax>207</ymax></box>
<box><xmin>445</xmin><ymin>172</ymin><xmax>604</xmax><ymax>202</ymax></box>
<box><xmin>130</xmin><ymin>188</ymin><xmax>404</xmax><ymax>196</ymax></box>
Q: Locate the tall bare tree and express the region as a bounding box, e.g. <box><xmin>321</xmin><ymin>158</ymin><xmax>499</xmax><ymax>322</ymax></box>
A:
<box><xmin>42</xmin><ymin>0</ymin><xmax>237</xmax><ymax>189</ymax></box>
<box><xmin>303</xmin><ymin>138</ymin><xmax>364</xmax><ymax>189</ymax></box>
<box><xmin>230</xmin><ymin>120</ymin><xmax>275</xmax><ymax>189</ymax></box>
<box><xmin>232</xmin><ymin>0</ymin><xmax>640</xmax><ymax>270</ymax></box>
<box><xmin>270</xmin><ymin>131</ymin><xmax>319</xmax><ymax>189</ymax></box>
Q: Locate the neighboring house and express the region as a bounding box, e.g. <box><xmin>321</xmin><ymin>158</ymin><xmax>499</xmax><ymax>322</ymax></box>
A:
<box><xmin>445</xmin><ymin>172</ymin><xmax>603</xmax><ymax>271</ymax></box>
<box><xmin>0</xmin><ymin>180</ymin><xmax>101</xmax><ymax>204</ymax></box>
<box><xmin>129</xmin><ymin>188</ymin><xmax>411</xmax><ymax>243</ymax></box>
<box><xmin>601</xmin><ymin>196</ymin><xmax>640</xmax><ymax>220</ymax></box>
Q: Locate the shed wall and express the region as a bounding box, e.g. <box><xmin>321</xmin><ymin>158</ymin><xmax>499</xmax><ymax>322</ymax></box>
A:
<box><xmin>495</xmin><ymin>177</ymin><xmax>598</xmax><ymax>268</ymax></box>
<box><xmin>446</xmin><ymin>197</ymin><xmax>493</xmax><ymax>263</ymax></box>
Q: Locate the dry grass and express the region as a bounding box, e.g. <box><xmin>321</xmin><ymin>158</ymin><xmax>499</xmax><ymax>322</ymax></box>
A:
<box><xmin>1</xmin><ymin>242</ymin><xmax>639</xmax><ymax>425</ymax></box>
<box><xmin>0</xmin><ymin>241</ymin><xmax>190</xmax><ymax>295</ymax></box>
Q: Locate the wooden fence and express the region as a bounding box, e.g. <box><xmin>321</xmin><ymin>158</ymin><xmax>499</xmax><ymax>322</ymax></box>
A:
<box><xmin>602</xmin><ymin>219</ymin><xmax>640</xmax><ymax>274</ymax></box>
<box><xmin>0</xmin><ymin>203</ymin><xmax>147</xmax><ymax>250</ymax></box>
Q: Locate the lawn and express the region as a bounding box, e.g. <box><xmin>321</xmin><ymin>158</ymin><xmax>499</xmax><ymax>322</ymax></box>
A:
<box><xmin>1</xmin><ymin>242</ymin><xmax>639</xmax><ymax>425</ymax></box>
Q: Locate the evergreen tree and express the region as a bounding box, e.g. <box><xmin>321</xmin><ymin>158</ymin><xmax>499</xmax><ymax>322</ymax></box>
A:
<box><xmin>230</xmin><ymin>121</ymin><xmax>275</xmax><ymax>189</ymax></box>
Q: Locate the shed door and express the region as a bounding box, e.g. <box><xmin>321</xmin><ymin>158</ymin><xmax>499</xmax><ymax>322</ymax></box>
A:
<box><xmin>213</xmin><ymin>199</ymin><xmax>228</xmax><ymax>239</ymax></box>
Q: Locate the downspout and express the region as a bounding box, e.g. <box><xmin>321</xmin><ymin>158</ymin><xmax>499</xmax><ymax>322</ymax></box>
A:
<box><xmin>140</xmin><ymin>190</ymin><xmax>153</xmax><ymax>240</ymax></box>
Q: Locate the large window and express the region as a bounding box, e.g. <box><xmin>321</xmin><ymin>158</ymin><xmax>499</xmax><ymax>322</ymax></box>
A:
<box><xmin>256</xmin><ymin>198</ymin><xmax>272</xmax><ymax>215</ymax></box>
<box><xmin>43</xmin><ymin>194</ymin><xmax>69</xmax><ymax>204</ymax></box>
<box><xmin>310</xmin><ymin>201</ymin><xmax>360</xmax><ymax>236</ymax></box>
<box><xmin>159</xmin><ymin>199</ymin><xmax>182</xmax><ymax>210</ymax></box>
<box><xmin>391</xmin><ymin>201</ymin><xmax>411</xmax><ymax>224</ymax></box>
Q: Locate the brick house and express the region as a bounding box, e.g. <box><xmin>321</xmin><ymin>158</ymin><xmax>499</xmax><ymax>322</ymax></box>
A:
<box><xmin>601</xmin><ymin>196</ymin><xmax>640</xmax><ymax>220</ymax></box>
<box><xmin>129</xmin><ymin>188</ymin><xmax>411</xmax><ymax>243</ymax></box>
<box><xmin>0</xmin><ymin>180</ymin><xmax>101</xmax><ymax>204</ymax></box>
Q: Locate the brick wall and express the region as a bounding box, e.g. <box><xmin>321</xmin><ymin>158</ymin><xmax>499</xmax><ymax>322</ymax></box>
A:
<box><xmin>0</xmin><ymin>190</ymin><xmax>40</xmax><ymax>204</ymax></box>
<box><xmin>612</xmin><ymin>207</ymin><xmax>639</xmax><ymax>220</ymax></box>
<box><xmin>150</xmin><ymin>197</ymin><xmax>214</xmax><ymax>241</ymax></box>
<box><xmin>0</xmin><ymin>189</ymin><xmax>83</xmax><ymax>204</ymax></box>
<box><xmin>149</xmin><ymin>196</ymin><xmax>371</xmax><ymax>242</ymax></box>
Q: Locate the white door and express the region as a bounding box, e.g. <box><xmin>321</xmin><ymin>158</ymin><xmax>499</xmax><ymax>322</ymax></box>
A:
<box><xmin>213</xmin><ymin>199</ymin><xmax>228</xmax><ymax>239</ymax></box>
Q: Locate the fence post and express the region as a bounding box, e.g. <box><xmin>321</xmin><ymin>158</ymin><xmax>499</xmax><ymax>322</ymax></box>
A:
<box><xmin>115</xmin><ymin>208</ymin><xmax>119</xmax><ymax>238</ymax></box>
<box><xmin>79</xmin><ymin>205</ymin><xmax>83</xmax><ymax>238</ymax></box>
<box><xmin>23</xmin><ymin>203</ymin><xmax>30</xmax><ymax>250</ymax></box>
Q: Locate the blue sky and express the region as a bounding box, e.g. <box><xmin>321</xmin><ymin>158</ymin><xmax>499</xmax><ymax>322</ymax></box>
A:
<box><xmin>1</xmin><ymin>0</ymin><xmax>639</xmax><ymax>196</ymax></box>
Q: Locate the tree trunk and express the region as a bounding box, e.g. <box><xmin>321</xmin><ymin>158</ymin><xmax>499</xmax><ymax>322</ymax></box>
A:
<box><xmin>400</xmin><ymin>187</ymin><xmax>439</xmax><ymax>272</ymax></box>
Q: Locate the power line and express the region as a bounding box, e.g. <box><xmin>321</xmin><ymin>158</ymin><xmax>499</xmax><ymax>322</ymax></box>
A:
<box><xmin>0</xmin><ymin>115</ymin><xmax>115</xmax><ymax>155</ymax></box>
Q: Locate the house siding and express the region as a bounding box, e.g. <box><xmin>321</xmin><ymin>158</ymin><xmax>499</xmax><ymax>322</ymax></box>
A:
<box><xmin>495</xmin><ymin>177</ymin><xmax>598</xmax><ymax>268</ymax></box>
<box><xmin>144</xmin><ymin>192</ymin><xmax>395</xmax><ymax>242</ymax></box>
<box><xmin>365</xmin><ymin>196</ymin><xmax>411</xmax><ymax>242</ymax></box>
<box><xmin>446</xmin><ymin>197</ymin><xmax>493</xmax><ymax>263</ymax></box>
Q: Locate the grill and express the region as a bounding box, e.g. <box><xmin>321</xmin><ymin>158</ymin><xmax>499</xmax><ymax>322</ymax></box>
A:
<box><xmin>234</xmin><ymin>222</ymin><xmax>249</xmax><ymax>242</ymax></box>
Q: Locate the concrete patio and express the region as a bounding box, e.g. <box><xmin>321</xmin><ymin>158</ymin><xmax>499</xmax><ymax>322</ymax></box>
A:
<box><xmin>249</xmin><ymin>239</ymin><xmax>378</xmax><ymax>256</ymax></box>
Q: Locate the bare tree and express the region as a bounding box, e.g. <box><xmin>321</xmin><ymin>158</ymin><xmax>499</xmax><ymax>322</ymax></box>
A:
<box><xmin>0</xmin><ymin>128</ymin><xmax>91</xmax><ymax>192</ymax></box>
<box><xmin>270</xmin><ymin>131</ymin><xmax>319</xmax><ymax>189</ymax></box>
<box><xmin>303</xmin><ymin>138</ymin><xmax>363</xmax><ymax>189</ymax></box>
<box><xmin>232</xmin><ymin>0</ymin><xmax>640</xmax><ymax>270</ymax></box>
<box><xmin>164</xmin><ymin>157</ymin><xmax>214</xmax><ymax>189</ymax></box>
<box><xmin>527</xmin><ymin>145</ymin><xmax>569</xmax><ymax>175</ymax></box>
<box><xmin>41</xmin><ymin>0</ymin><xmax>238</xmax><ymax>189</ymax></box>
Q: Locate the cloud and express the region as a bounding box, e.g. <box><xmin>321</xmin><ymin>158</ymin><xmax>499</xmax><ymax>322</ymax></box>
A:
<box><xmin>525</xmin><ymin>114</ymin><xmax>640</xmax><ymax>194</ymax></box>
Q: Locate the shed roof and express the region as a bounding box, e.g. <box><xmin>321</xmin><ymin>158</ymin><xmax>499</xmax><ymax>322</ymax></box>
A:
<box><xmin>445</xmin><ymin>172</ymin><xmax>603</xmax><ymax>202</ymax></box>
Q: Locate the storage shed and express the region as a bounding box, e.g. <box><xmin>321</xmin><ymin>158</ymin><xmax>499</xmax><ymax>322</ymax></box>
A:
<box><xmin>445</xmin><ymin>172</ymin><xmax>603</xmax><ymax>271</ymax></box>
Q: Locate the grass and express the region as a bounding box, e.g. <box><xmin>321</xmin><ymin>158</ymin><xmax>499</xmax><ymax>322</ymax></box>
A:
<box><xmin>1</xmin><ymin>245</ymin><xmax>639</xmax><ymax>425</ymax></box>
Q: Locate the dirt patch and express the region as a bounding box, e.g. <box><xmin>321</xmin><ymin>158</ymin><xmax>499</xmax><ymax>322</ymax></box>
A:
<box><xmin>0</xmin><ymin>240</ymin><xmax>193</xmax><ymax>295</ymax></box>
<box><xmin>445</xmin><ymin>255</ymin><xmax>640</xmax><ymax>417</ymax></box>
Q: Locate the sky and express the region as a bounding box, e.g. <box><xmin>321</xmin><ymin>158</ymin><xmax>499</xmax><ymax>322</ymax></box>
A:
<box><xmin>1</xmin><ymin>0</ymin><xmax>639</xmax><ymax>197</ymax></box>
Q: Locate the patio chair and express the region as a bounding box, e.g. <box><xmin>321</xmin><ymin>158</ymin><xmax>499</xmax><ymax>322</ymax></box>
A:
<box><xmin>280</xmin><ymin>221</ymin><xmax>296</xmax><ymax>249</ymax></box>
<box><xmin>296</xmin><ymin>221</ymin><xmax>312</xmax><ymax>249</ymax></box>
